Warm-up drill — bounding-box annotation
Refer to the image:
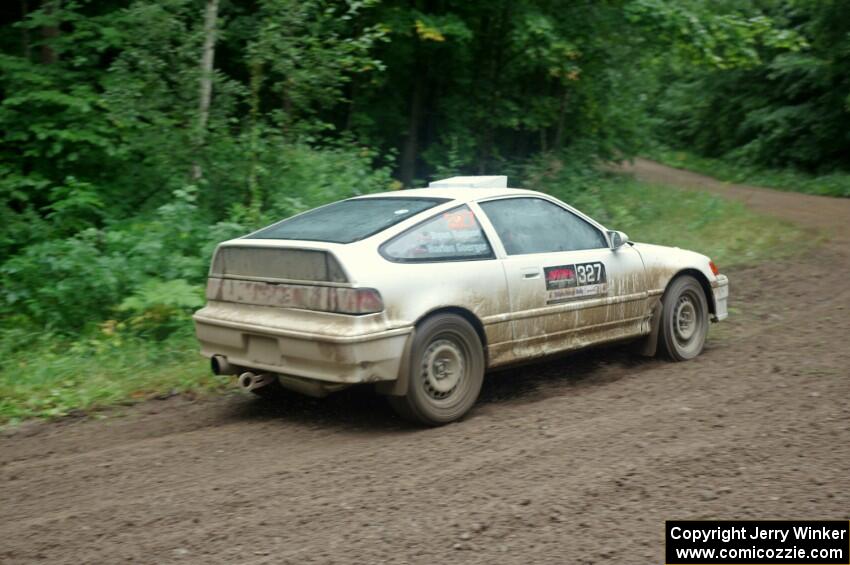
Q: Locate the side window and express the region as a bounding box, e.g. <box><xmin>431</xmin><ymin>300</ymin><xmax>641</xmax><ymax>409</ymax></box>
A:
<box><xmin>381</xmin><ymin>205</ymin><xmax>494</xmax><ymax>262</ymax></box>
<box><xmin>479</xmin><ymin>197</ymin><xmax>606</xmax><ymax>255</ymax></box>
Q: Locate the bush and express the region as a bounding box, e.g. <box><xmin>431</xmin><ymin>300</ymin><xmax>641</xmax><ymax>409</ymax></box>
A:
<box><xmin>263</xmin><ymin>142</ymin><xmax>398</xmax><ymax>217</ymax></box>
<box><xmin>0</xmin><ymin>143</ymin><xmax>395</xmax><ymax>335</ymax></box>
<box><xmin>0</xmin><ymin>230</ymin><xmax>128</xmax><ymax>331</ymax></box>
<box><xmin>118</xmin><ymin>279</ymin><xmax>205</xmax><ymax>339</ymax></box>
<box><xmin>0</xmin><ymin>186</ymin><xmax>228</xmax><ymax>333</ymax></box>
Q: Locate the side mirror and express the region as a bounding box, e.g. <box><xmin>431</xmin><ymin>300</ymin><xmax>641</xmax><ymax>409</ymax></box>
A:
<box><xmin>608</xmin><ymin>230</ymin><xmax>629</xmax><ymax>250</ymax></box>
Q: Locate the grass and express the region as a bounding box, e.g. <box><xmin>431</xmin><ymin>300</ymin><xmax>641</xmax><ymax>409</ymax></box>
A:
<box><xmin>647</xmin><ymin>147</ymin><xmax>850</xmax><ymax>198</ymax></box>
<box><xmin>0</xmin><ymin>328</ymin><xmax>228</xmax><ymax>426</ymax></box>
<box><xmin>0</xmin><ymin>175</ymin><xmax>808</xmax><ymax>426</ymax></box>
<box><xmin>548</xmin><ymin>175</ymin><xmax>809</xmax><ymax>269</ymax></box>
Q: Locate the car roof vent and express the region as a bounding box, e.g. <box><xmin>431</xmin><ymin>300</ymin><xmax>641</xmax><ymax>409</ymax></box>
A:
<box><xmin>428</xmin><ymin>175</ymin><xmax>507</xmax><ymax>189</ymax></box>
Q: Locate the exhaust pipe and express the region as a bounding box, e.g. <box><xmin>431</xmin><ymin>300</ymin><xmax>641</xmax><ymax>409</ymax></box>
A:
<box><xmin>211</xmin><ymin>355</ymin><xmax>237</xmax><ymax>375</ymax></box>
<box><xmin>237</xmin><ymin>371</ymin><xmax>276</xmax><ymax>392</ymax></box>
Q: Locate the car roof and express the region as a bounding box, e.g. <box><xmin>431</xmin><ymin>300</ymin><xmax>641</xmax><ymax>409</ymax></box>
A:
<box><xmin>354</xmin><ymin>186</ymin><xmax>541</xmax><ymax>203</ymax></box>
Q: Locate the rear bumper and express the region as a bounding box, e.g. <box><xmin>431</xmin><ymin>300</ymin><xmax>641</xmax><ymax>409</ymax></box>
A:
<box><xmin>193</xmin><ymin>305</ymin><xmax>412</xmax><ymax>384</ymax></box>
<box><xmin>711</xmin><ymin>275</ymin><xmax>729</xmax><ymax>322</ymax></box>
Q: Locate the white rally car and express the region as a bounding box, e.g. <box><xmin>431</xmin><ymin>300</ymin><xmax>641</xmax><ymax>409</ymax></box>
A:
<box><xmin>194</xmin><ymin>176</ymin><xmax>728</xmax><ymax>425</ymax></box>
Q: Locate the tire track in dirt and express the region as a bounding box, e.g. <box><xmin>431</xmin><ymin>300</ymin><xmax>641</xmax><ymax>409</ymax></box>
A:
<box><xmin>1</xmin><ymin>160</ymin><xmax>848</xmax><ymax>564</ymax></box>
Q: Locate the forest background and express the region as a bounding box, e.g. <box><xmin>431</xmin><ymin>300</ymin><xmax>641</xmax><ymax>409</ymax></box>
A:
<box><xmin>1</xmin><ymin>0</ymin><xmax>846</xmax><ymax>422</ymax></box>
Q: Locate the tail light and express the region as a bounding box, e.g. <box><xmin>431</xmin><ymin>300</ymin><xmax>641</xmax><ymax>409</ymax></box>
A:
<box><xmin>206</xmin><ymin>277</ymin><xmax>384</xmax><ymax>315</ymax></box>
<box><xmin>333</xmin><ymin>288</ymin><xmax>384</xmax><ymax>315</ymax></box>
<box><xmin>709</xmin><ymin>260</ymin><xmax>720</xmax><ymax>276</ymax></box>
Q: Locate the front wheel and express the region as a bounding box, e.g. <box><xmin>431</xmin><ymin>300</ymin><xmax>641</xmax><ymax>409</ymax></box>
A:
<box><xmin>389</xmin><ymin>314</ymin><xmax>485</xmax><ymax>426</ymax></box>
<box><xmin>658</xmin><ymin>275</ymin><xmax>709</xmax><ymax>361</ymax></box>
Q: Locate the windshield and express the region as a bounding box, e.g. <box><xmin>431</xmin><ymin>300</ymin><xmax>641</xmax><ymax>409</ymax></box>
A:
<box><xmin>248</xmin><ymin>197</ymin><xmax>449</xmax><ymax>243</ymax></box>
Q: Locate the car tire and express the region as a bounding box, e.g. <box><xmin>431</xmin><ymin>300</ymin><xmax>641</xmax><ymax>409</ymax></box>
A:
<box><xmin>658</xmin><ymin>275</ymin><xmax>709</xmax><ymax>361</ymax></box>
<box><xmin>389</xmin><ymin>313</ymin><xmax>485</xmax><ymax>426</ymax></box>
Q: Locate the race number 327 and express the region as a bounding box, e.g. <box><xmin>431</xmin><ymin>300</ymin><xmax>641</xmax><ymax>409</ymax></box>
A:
<box><xmin>575</xmin><ymin>262</ymin><xmax>605</xmax><ymax>285</ymax></box>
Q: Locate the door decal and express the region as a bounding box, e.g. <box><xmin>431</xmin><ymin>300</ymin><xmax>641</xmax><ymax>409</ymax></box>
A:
<box><xmin>544</xmin><ymin>262</ymin><xmax>608</xmax><ymax>304</ymax></box>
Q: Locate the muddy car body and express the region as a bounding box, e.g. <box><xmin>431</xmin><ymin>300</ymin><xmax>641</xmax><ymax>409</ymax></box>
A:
<box><xmin>194</xmin><ymin>176</ymin><xmax>729</xmax><ymax>424</ymax></box>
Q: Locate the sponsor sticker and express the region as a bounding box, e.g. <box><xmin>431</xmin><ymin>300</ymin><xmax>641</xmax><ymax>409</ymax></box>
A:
<box><xmin>544</xmin><ymin>261</ymin><xmax>608</xmax><ymax>303</ymax></box>
<box><xmin>443</xmin><ymin>209</ymin><xmax>477</xmax><ymax>230</ymax></box>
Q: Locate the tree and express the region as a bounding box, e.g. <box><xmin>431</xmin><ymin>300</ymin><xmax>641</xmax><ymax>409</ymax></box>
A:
<box><xmin>649</xmin><ymin>0</ymin><xmax>847</xmax><ymax>172</ymax></box>
<box><xmin>192</xmin><ymin>0</ymin><xmax>219</xmax><ymax>181</ymax></box>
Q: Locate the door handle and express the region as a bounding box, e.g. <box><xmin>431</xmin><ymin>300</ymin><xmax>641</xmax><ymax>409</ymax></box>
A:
<box><xmin>521</xmin><ymin>268</ymin><xmax>541</xmax><ymax>280</ymax></box>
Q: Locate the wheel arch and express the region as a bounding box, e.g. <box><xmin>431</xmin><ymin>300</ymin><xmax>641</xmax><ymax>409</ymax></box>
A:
<box><xmin>639</xmin><ymin>268</ymin><xmax>714</xmax><ymax>357</ymax></box>
<box><xmin>375</xmin><ymin>305</ymin><xmax>488</xmax><ymax>397</ymax></box>
<box><xmin>417</xmin><ymin>306</ymin><xmax>488</xmax><ymax>351</ymax></box>
<box><xmin>670</xmin><ymin>268</ymin><xmax>715</xmax><ymax>316</ymax></box>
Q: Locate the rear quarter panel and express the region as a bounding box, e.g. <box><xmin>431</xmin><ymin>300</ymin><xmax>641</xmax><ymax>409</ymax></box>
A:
<box><xmin>342</xmin><ymin>246</ymin><xmax>513</xmax><ymax>362</ymax></box>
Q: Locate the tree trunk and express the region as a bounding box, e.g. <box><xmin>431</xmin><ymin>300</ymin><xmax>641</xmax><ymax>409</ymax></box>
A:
<box><xmin>516</xmin><ymin>128</ymin><xmax>529</xmax><ymax>159</ymax></box>
<box><xmin>280</xmin><ymin>77</ymin><xmax>294</xmax><ymax>137</ymax></box>
<box><xmin>21</xmin><ymin>0</ymin><xmax>31</xmax><ymax>60</ymax></box>
<box><xmin>40</xmin><ymin>0</ymin><xmax>60</xmax><ymax>65</ymax></box>
<box><xmin>247</xmin><ymin>61</ymin><xmax>264</xmax><ymax>221</ymax></box>
<box><xmin>476</xmin><ymin>3</ymin><xmax>509</xmax><ymax>173</ymax></box>
<box><xmin>553</xmin><ymin>86</ymin><xmax>570</xmax><ymax>151</ymax></box>
<box><xmin>192</xmin><ymin>0</ymin><xmax>219</xmax><ymax>182</ymax></box>
<box><xmin>345</xmin><ymin>78</ymin><xmax>357</xmax><ymax>132</ymax></box>
<box><xmin>400</xmin><ymin>65</ymin><xmax>425</xmax><ymax>188</ymax></box>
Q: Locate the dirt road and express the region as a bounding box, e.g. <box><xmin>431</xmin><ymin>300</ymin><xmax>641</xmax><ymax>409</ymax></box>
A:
<box><xmin>2</xmin><ymin>161</ymin><xmax>849</xmax><ymax>564</ymax></box>
<box><xmin>621</xmin><ymin>158</ymin><xmax>850</xmax><ymax>242</ymax></box>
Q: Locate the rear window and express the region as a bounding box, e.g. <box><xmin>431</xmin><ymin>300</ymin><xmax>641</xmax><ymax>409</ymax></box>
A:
<box><xmin>248</xmin><ymin>197</ymin><xmax>448</xmax><ymax>244</ymax></box>
<box><xmin>380</xmin><ymin>205</ymin><xmax>494</xmax><ymax>262</ymax></box>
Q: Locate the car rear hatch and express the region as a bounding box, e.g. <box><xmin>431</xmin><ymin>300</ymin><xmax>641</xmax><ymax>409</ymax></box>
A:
<box><xmin>207</xmin><ymin>244</ymin><xmax>357</xmax><ymax>313</ymax></box>
<box><xmin>194</xmin><ymin>242</ymin><xmax>410</xmax><ymax>382</ymax></box>
<box><xmin>197</xmin><ymin>242</ymin><xmax>389</xmax><ymax>336</ymax></box>
<box><xmin>212</xmin><ymin>244</ymin><xmax>348</xmax><ymax>283</ymax></box>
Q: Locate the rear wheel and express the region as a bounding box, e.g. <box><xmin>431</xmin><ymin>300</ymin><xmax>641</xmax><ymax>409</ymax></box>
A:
<box><xmin>389</xmin><ymin>313</ymin><xmax>484</xmax><ymax>426</ymax></box>
<box><xmin>658</xmin><ymin>275</ymin><xmax>709</xmax><ymax>361</ymax></box>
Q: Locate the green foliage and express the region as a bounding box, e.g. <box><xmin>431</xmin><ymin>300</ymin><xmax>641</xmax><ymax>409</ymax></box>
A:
<box><xmin>350</xmin><ymin>0</ymin><xmax>803</xmax><ymax>180</ymax></box>
<box><xmin>243</xmin><ymin>0</ymin><xmax>387</xmax><ymax>134</ymax></box>
<box><xmin>260</xmin><ymin>141</ymin><xmax>397</xmax><ymax>216</ymax></box>
<box><xmin>0</xmin><ymin>185</ymin><xmax>231</xmax><ymax>333</ymax></box>
<box><xmin>0</xmin><ymin>0</ymin><xmax>812</xmax><ymax>239</ymax></box>
<box><xmin>650</xmin><ymin>0</ymin><xmax>850</xmax><ymax>174</ymax></box>
<box><xmin>1</xmin><ymin>230</ymin><xmax>126</xmax><ymax>331</ymax></box>
<box><xmin>0</xmin><ymin>0</ymin><xmax>833</xmax><ymax>423</ymax></box>
<box><xmin>119</xmin><ymin>279</ymin><xmax>204</xmax><ymax>338</ymax></box>
<box><xmin>0</xmin><ymin>329</ymin><xmax>225</xmax><ymax>425</ymax></box>
<box><xmin>0</xmin><ymin>143</ymin><xmax>393</xmax><ymax>335</ymax></box>
<box><xmin>624</xmin><ymin>0</ymin><xmax>805</xmax><ymax>69</ymax></box>
<box><xmin>45</xmin><ymin>177</ymin><xmax>106</xmax><ymax>234</ymax></box>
